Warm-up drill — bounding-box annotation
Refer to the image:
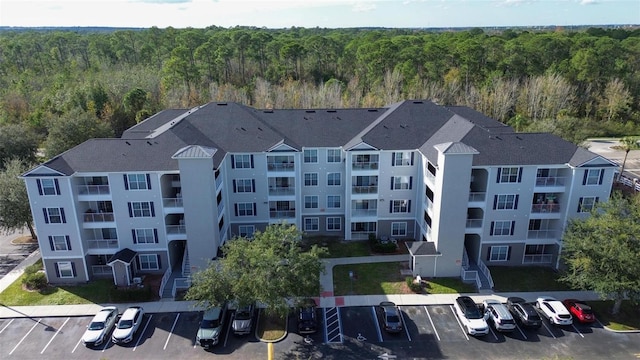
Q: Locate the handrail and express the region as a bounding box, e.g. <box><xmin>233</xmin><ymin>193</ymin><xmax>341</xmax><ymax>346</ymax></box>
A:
<box><xmin>182</xmin><ymin>248</ymin><xmax>189</xmax><ymax>277</ymax></box>
<box><xmin>477</xmin><ymin>260</ymin><xmax>494</xmax><ymax>289</ymax></box>
<box><xmin>159</xmin><ymin>266</ymin><xmax>172</xmax><ymax>298</ymax></box>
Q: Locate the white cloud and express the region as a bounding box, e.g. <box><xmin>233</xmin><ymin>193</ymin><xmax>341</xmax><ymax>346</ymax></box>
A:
<box><xmin>580</xmin><ymin>0</ymin><xmax>598</xmax><ymax>5</ymax></box>
<box><xmin>352</xmin><ymin>1</ymin><xmax>377</xmax><ymax>12</ymax></box>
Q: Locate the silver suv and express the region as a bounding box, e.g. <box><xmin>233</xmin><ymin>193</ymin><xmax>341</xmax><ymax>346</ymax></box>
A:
<box><xmin>483</xmin><ymin>299</ymin><xmax>516</xmax><ymax>332</ymax></box>
<box><xmin>196</xmin><ymin>302</ymin><xmax>228</xmax><ymax>349</ymax></box>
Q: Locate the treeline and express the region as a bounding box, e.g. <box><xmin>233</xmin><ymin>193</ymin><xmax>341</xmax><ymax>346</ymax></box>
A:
<box><xmin>1</xmin><ymin>26</ymin><xmax>639</xmax><ymax>165</ymax></box>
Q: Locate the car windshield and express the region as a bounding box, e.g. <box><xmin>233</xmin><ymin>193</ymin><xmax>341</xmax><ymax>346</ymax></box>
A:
<box><xmin>88</xmin><ymin>321</ymin><xmax>105</xmax><ymax>331</ymax></box>
<box><xmin>201</xmin><ymin>319</ymin><xmax>220</xmax><ymax>329</ymax></box>
<box><xmin>118</xmin><ymin>320</ymin><xmax>133</xmax><ymax>329</ymax></box>
<box><xmin>386</xmin><ymin>315</ymin><xmax>400</xmax><ymax>323</ymax></box>
<box><xmin>465</xmin><ymin>307</ymin><xmax>482</xmax><ymax>319</ymax></box>
<box><xmin>236</xmin><ymin>310</ymin><xmax>251</xmax><ymax>320</ymax></box>
<box><xmin>300</xmin><ymin>308</ymin><xmax>315</xmax><ymax>321</ymax></box>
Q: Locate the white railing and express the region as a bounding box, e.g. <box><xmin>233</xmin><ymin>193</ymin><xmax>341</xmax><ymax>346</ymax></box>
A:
<box><xmin>527</xmin><ymin>230</ymin><xmax>557</xmax><ymax>239</ymax></box>
<box><xmin>535</xmin><ymin>176</ymin><xmax>566</xmax><ymax>187</ymax></box>
<box><xmin>352</xmin><ymin>185</ymin><xmax>378</xmax><ymax>194</ymax></box>
<box><xmin>182</xmin><ymin>248</ymin><xmax>189</xmax><ymax>277</ymax></box>
<box><xmin>83</xmin><ymin>212</ymin><xmax>115</xmax><ymax>222</ymax></box>
<box><xmin>466</xmin><ymin>219</ymin><xmax>483</xmax><ymax>228</ymax></box>
<box><xmin>523</xmin><ymin>254</ymin><xmax>554</xmax><ymax>264</ymax></box>
<box><xmin>269</xmin><ymin>210</ymin><xmax>295</xmax><ymax>218</ymax></box>
<box><xmin>166</xmin><ymin>225</ymin><xmax>186</xmax><ymax>234</ymax></box>
<box><xmin>267</xmin><ymin>163</ymin><xmax>295</xmax><ymax>171</ymax></box>
<box><xmin>91</xmin><ymin>265</ymin><xmax>112</xmax><ymax>277</ymax></box>
<box><xmin>352</xmin><ymin>162</ymin><xmax>378</xmax><ymax>170</ymax></box>
<box><xmin>159</xmin><ymin>267</ymin><xmax>172</xmax><ymax>298</ymax></box>
<box><xmin>172</xmin><ymin>277</ymin><xmax>191</xmax><ymax>298</ymax></box>
<box><xmin>269</xmin><ymin>187</ymin><xmax>296</xmax><ymax>196</ymax></box>
<box><xmin>215</xmin><ymin>175</ymin><xmax>223</xmax><ymax>189</ymax></box>
<box><xmin>462</xmin><ymin>248</ymin><xmax>469</xmax><ymax>268</ymax></box>
<box><xmin>618</xmin><ymin>174</ymin><xmax>640</xmax><ymax>191</ymax></box>
<box><xmin>78</xmin><ymin>184</ymin><xmax>110</xmax><ymax>195</ymax></box>
<box><xmin>163</xmin><ymin>198</ymin><xmax>183</xmax><ymax>207</ymax></box>
<box><xmin>87</xmin><ymin>239</ymin><xmax>118</xmax><ymax>249</ymax></box>
<box><xmin>468</xmin><ymin>192</ymin><xmax>486</xmax><ymax>202</ymax></box>
<box><xmin>531</xmin><ymin>203</ymin><xmax>560</xmax><ymax>213</ymax></box>
<box><xmin>460</xmin><ymin>267</ymin><xmax>482</xmax><ymax>289</ymax></box>
<box><xmin>477</xmin><ymin>260</ymin><xmax>494</xmax><ymax>289</ymax></box>
<box><xmin>351</xmin><ymin>209</ymin><xmax>377</xmax><ymax>217</ymax></box>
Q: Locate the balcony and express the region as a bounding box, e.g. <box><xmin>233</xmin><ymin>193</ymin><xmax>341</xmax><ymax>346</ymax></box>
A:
<box><xmin>352</xmin><ymin>162</ymin><xmax>378</xmax><ymax>170</ymax></box>
<box><xmin>166</xmin><ymin>224</ymin><xmax>186</xmax><ymax>235</ymax></box>
<box><xmin>91</xmin><ymin>265</ymin><xmax>112</xmax><ymax>277</ymax></box>
<box><xmin>269</xmin><ymin>186</ymin><xmax>295</xmax><ymax>196</ymax></box>
<box><xmin>351</xmin><ymin>208</ymin><xmax>377</xmax><ymax>217</ymax></box>
<box><xmin>536</xmin><ymin>176</ymin><xmax>565</xmax><ymax>187</ymax></box>
<box><xmin>468</xmin><ymin>192</ymin><xmax>486</xmax><ymax>202</ymax></box>
<box><xmin>268</xmin><ymin>163</ymin><xmax>295</xmax><ymax>172</ymax></box>
<box><xmin>84</xmin><ymin>212</ymin><xmax>115</xmax><ymax>222</ymax></box>
<box><xmin>163</xmin><ymin>197</ymin><xmax>183</xmax><ymax>208</ymax></box>
<box><xmin>523</xmin><ymin>254</ymin><xmax>553</xmax><ymax>264</ymax></box>
<box><xmin>352</xmin><ymin>185</ymin><xmax>378</xmax><ymax>194</ymax></box>
<box><xmin>466</xmin><ymin>219</ymin><xmax>483</xmax><ymax>228</ymax></box>
<box><xmin>78</xmin><ymin>184</ymin><xmax>110</xmax><ymax>195</ymax></box>
<box><xmin>269</xmin><ymin>210</ymin><xmax>296</xmax><ymax>219</ymax></box>
<box><xmin>531</xmin><ymin>203</ymin><xmax>560</xmax><ymax>213</ymax></box>
<box><xmin>87</xmin><ymin>239</ymin><xmax>118</xmax><ymax>249</ymax></box>
<box><xmin>527</xmin><ymin>230</ymin><xmax>557</xmax><ymax>239</ymax></box>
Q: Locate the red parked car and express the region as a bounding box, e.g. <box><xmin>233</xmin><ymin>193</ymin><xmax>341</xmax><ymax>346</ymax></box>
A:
<box><xmin>562</xmin><ymin>299</ymin><xmax>595</xmax><ymax>323</ymax></box>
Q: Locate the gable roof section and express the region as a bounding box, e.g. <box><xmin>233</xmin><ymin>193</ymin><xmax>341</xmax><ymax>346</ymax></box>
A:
<box><xmin>571</xmin><ymin>150</ymin><xmax>617</xmax><ymax>167</ymax></box>
<box><xmin>172</xmin><ymin>145</ymin><xmax>217</xmax><ymax>159</ymax></box>
<box><xmin>107</xmin><ymin>248</ymin><xmax>137</xmax><ymax>265</ymax></box>
<box><xmin>22</xmin><ymin>164</ymin><xmax>67</xmax><ymax>177</ymax></box>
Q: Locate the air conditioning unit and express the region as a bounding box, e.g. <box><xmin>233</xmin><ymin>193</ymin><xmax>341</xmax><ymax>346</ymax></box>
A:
<box><xmin>133</xmin><ymin>277</ymin><xmax>142</xmax><ymax>285</ymax></box>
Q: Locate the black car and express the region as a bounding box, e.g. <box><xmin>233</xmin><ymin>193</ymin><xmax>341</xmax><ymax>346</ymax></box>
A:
<box><xmin>506</xmin><ymin>297</ymin><xmax>542</xmax><ymax>329</ymax></box>
<box><xmin>379</xmin><ymin>301</ymin><xmax>403</xmax><ymax>333</ymax></box>
<box><xmin>297</xmin><ymin>298</ymin><xmax>318</xmax><ymax>334</ymax></box>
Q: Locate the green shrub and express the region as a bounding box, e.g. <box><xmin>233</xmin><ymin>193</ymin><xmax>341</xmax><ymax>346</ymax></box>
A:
<box><xmin>405</xmin><ymin>276</ymin><xmax>423</xmax><ymax>293</ymax></box>
<box><xmin>22</xmin><ymin>272</ymin><xmax>47</xmax><ymax>290</ymax></box>
<box><xmin>23</xmin><ymin>262</ymin><xmax>42</xmax><ymax>276</ymax></box>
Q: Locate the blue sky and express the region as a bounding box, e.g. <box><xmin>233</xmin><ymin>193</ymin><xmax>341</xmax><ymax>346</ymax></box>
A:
<box><xmin>1</xmin><ymin>0</ymin><xmax>638</xmax><ymax>29</ymax></box>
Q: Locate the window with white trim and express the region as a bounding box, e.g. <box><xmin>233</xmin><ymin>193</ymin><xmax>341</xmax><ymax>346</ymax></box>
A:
<box><xmin>238</xmin><ymin>225</ymin><xmax>255</xmax><ymax>238</ymax></box>
<box><xmin>234</xmin><ymin>179</ymin><xmax>254</xmax><ymax>193</ymax></box>
<box><xmin>304</xmin><ymin>218</ymin><xmax>319</xmax><ymax>231</ymax></box>
<box><xmin>304</xmin><ymin>149</ymin><xmax>318</xmax><ymax>163</ymax></box>
<box><xmin>126</xmin><ymin>174</ymin><xmax>149</xmax><ymax>190</ymax></box>
<box><xmin>236</xmin><ymin>203</ymin><xmax>255</xmax><ymax>216</ymax></box>
<box><xmin>43</xmin><ymin>207</ymin><xmax>66</xmax><ymax>223</ymax></box>
<box><xmin>233</xmin><ymin>154</ymin><xmax>253</xmax><ymax>169</ymax></box>
<box><xmin>583</xmin><ymin>169</ymin><xmax>603</xmax><ymax>185</ymax></box>
<box><xmin>489</xmin><ymin>246</ymin><xmax>510</xmax><ymax>261</ymax></box>
<box><xmin>578</xmin><ymin>197</ymin><xmax>599</xmax><ymax>213</ymax></box>
<box><xmin>494</xmin><ymin>194</ymin><xmax>518</xmax><ymax>210</ymax></box>
<box><xmin>49</xmin><ymin>235</ymin><xmax>71</xmax><ymax>251</ymax></box>
<box><xmin>498</xmin><ymin>167</ymin><xmax>521</xmax><ymax>183</ymax></box>
<box><xmin>491</xmin><ymin>221</ymin><xmax>514</xmax><ymax>236</ymax></box>
<box><xmin>56</xmin><ymin>261</ymin><xmax>75</xmax><ymax>278</ymax></box>
<box><xmin>392</xmin><ymin>152</ymin><xmax>412</xmax><ymax>166</ymax></box>
<box><xmin>128</xmin><ymin>202</ymin><xmax>154</xmax><ymax>217</ymax></box>
<box><xmin>304</xmin><ymin>196</ymin><xmax>318</xmax><ymax>209</ymax></box>
<box><xmin>391</xmin><ymin>200</ymin><xmax>410</xmax><ymax>213</ymax></box>
<box><xmin>327</xmin><ymin>149</ymin><xmax>341</xmax><ymax>163</ymax></box>
<box><xmin>392</xmin><ymin>176</ymin><xmax>412</xmax><ymax>190</ymax></box>
<box><xmin>327</xmin><ymin>173</ymin><xmax>341</xmax><ymax>186</ymax></box>
<box><xmin>304</xmin><ymin>173</ymin><xmax>318</xmax><ymax>186</ymax></box>
<box><xmin>133</xmin><ymin>228</ymin><xmax>156</xmax><ymax>244</ymax></box>
<box><xmin>391</xmin><ymin>222</ymin><xmax>407</xmax><ymax>236</ymax></box>
<box><xmin>38</xmin><ymin>178</ymin><xmax>60</xmax><ymax>195</ymax></box>
<box><xmin>327</xmin><ymin>217</ymin><xmax>341</xmax><ymax>231</ymax></box>
<box><xmin>327</xmin><ymin>195</ymin><xmax>341</xmax><ymax>208</ymax></box>
<box><xmin>138</xmin><ymin>254</ymin><xmax>159</xmax><ymax>270</ymax></box>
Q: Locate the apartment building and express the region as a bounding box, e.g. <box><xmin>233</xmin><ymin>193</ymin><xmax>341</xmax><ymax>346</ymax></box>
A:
<box><xmin>22</xmin><ymin>100</ymin><xmax>616</xmax><ymax>293</ymax></box>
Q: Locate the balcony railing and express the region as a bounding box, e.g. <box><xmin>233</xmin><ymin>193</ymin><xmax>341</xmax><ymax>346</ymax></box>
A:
<box><xmin>166</xmin><ymin>225</ymin><xmax>186</xmax><ymax>234</ymax></box>
<box><xmin>466</xmin><ymin>219</ymin><xmax>483</xmax><ymax>228</ymax></box>
<box><xmin>269</xmin><ymin>210</ymin><xmax>295</xmax><ymax>218</ymax></box>
<box><xmin>523</xmin><ymin>254</ymin><xmax>553</xmax><ymax>264</ymax></box>
<box><xmin>531</xmin><ymin>204</ymin><xmax>560</xmax><ymax>213</ymax></box>
<box><xmin>352</xmin><ymin>162</ymin><xmax>378</xmax><ymax>170</ymax></box>
<box><xmin>535</xmin><ymin>177</ymin><xmax>566</xmax><ymax>187</ymax></box>
<box><xmin>78</xmin><ymin>184</ymin><xmax>110</xmax><ymax>195</ymax></box>
<box><xmin>269</xmin><ymin>187</ymin><xmax>295</xmax><ymax>196</ymax></box>
<box><xmin>91</xmin><ymin>265</ymin><xmax>112</xmax><ymax>277</ymax></box>
<box><xmin>87</xmin><ymin>239</ymin><xmax>118</xmax><ymax>249</ymax></box>
<box><xmin>352</xmin><ymin>209</ymin><xmax>377</xmax><ymax>217</ymax></box>
<box><xmin>215</xmin><ymin>175</ymin><xmax>222</xmax><ymax>189</ymax></box>
<box><xmin>83</xmin><ymin>212</ymin><xmax>114</xmax><ymax>222</ymax></box>
<box><xmin>163</xmin><ymin>198</ymin><xmax>183</xmax><ymax>207</ymax></box>
<box><xmin>268</xmin><ymin>163</ymin><xmax>295</xmax><ymax>171</ymax></box>
<box><xmin>468</xmin><ymin>192</ymin><xmax>486</xmax><ymax>202</ymax></box>
<box><xmin>352</xmin><ymin>185</ymin><xmax>378</xmax><ymax>194</ymax></box>
<box><xmin>527</xmin><ymin>230</ymin><xmax>557</xmax><ymax>239</ymax></box>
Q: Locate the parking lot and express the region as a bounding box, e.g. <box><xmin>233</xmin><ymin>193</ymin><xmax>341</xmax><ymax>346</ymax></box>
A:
<box><xmin>1</xmin><ymin>304</ymin><xmax>639</xmax><ymax>359</ymax></box>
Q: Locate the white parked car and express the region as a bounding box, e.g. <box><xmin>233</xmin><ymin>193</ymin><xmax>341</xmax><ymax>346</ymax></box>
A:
<box><xmin>536</xmin><ymin>296</ymin><xmax>573</xmax><ymax>326</ymax></box>
<box><xmin>82</xmin><ymin>306</ymin><xmax>119</xmax><ymax>347</ymax></box>
<box><xmin>483</xmin><ymin>299</ymin><xmax>516</xmax><ymax>332</ymax></box>
<box><xmin>112</xmin><ymin>306</ymin><xmax>145</xmax><ymax>344</ymax></box>
<box><xmin>454</xmin><ymin>296</ymin><xmax>489</xmax><ymax>336</ymax></box>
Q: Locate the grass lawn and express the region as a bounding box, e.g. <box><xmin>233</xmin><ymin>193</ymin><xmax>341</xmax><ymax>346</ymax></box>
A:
<box><xmin>489</xmin><ymin>266</ymin><xmax>572</xmax><ymax>292</ymax></box>
<box><xmin>256</xmin><ymin>310</ymin><xmax>287</xmax><ymax>341</ymax></box>
<box><xmin>333</xmin><ymin>262</ymin><xmax>475</xmax><ymax>296</ymax></box>
<box><xmin>589</xmin><ymin>300</ymin><xmax>640</xmax><ymax>331</ymax></box>
<box><xmin>302</xmin><ymin>236</ymin><xmax>370</xmax><ymax>258</ymax></box>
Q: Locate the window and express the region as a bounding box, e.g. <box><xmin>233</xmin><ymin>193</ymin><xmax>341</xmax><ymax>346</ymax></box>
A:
<box><xmin>48</xmin><ymin>235</ymin><xmax>71</xmax><ymax>251</ymax></box>
<box><xmin>232</xmin><ymin>154</ymin><xmax>253</xmax><ymax>169</ymax></box>
<box><xmin>235</xmin><ymin>203</ymin><xmax>256</xmax><ymax>216</ymax></box>
<box><xmin>392</xmin><ymin>176</ymin><xmax>412</xmax><ymax>190</ymax></box>
<box><xmin>304</xmin><ymin>173</ymin><xmax>318</xmax><ymax>186</ymax></box>
<box><xmin>391</xmin><ymin>200</ymin><xmax>411</xmax><ymax>213</ymax></box>
<box><xmin>392</xmin><ymin>152</ymin><xmax>413</xmax><ymax>166</ymax></box>
<box><xmin>43</xmin><ymin>207</ymin><xmax>66</xmax><ymax>224</ymax></box>
<box><xmin>327</xmin><ymin>195</ymin><xmax>341</xmax><ymax>208</ymax></box>
<box><xmin>239</xmin><ymin>225</ymin><xmax>255</xmax><ymax>238</ymax></box>
<box><xmin>128</xmin><ymin>202</ymin><xmax>155</xmax><ymax>217</ymax></box>
<box><xmin>391</xmin><ymin>222</ymin><xmax>407</xmax><ymax>236</ymax></box>
<box><xmin>491</xmin><ymin>221</ymin><xmax>514</xmax><ymax>236</ymax></box>
<box><xmin>327</xmin><ymin>217</ymin><xmax>341</xmax><ymax>231</ymax></box>
<box><xmin>327</xmin><ymin>149</ymin><xmax>341</xmax><ymax>163</ymax></box>
<box><xmin>234</xmin><ymin>179</ymin><xmax>255</xmax><ymax>193</ymax></box>
<box><xmin>304</xmin><ymin>149</ymin><xmax>318</xmax><ymax>163</ymax></box>
<box><xmin>37</xmin><ymin>178</ymin><xmax>60</xmax><ymax>195</ymax></box>
<box><xmin>578</xmin><ymin>197</ymin><xmax>599</xmax><ymax>213</ymax></box>
<box><xmin>489</xmin><ymin>246</ymin><xmax>510</xmax><ymax>262</ymax></box>
<box><xmin>497</xmin><ymin>167</ymin><xmax>521</xmax><ymax>183</ymax></box>
<box><xmin>133</xmin><ymin>229</ymin><xmax>157</xmax><ymax>244</ymax></box>
<box><xmin>304</xmin><ymin>218</ymin><xmax>319</xmax><ymax>231</ymax></box>
<box><xmin>493</xmin><ymin>194</ymin><xmax>518</xmax><ymax>210</ymax></box>
<box><xmin>305</xmin><ymin>196</ymin><xmax>318</xmax><ymax>209</ymax></box>
<box><xmin>124</xmin><ymin>174</ymin><xmax>150</xmax><ymax>190</ymax></box>
<box><xmin>138</xmin><ymin>254</ymin><xmax>160</xmax><ymax>270</ymax></box>
<box><xmin>55</xmin><ymin>261</ymin><xmax>76</xmax><ymax>278</ymax></box>
<box><xmin>327</xmin><ymin>173</ymin><xmax>341</xmax><ymax>186</ymax></box>
<box><xmin>583</xmin><ymin>169</ymin><xmax>603</xmax><ymax>185</ymax></box>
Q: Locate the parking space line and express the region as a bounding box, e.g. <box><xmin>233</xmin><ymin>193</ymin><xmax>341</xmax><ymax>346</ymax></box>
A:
<box><xmin>164</xmin><ymin>313</ymin><xmax>180</xmax><ymax>350</ymax></box>
<box><xmin>41</xmin><ymin>317</ymin><xmax>69</xmax><ymax>354</ymax></box>
<box><xmin>449</xmin><ymin>305</ymin><xmax>469</xmax><ymax>341</ymax></box>
<box><xmin>324</xmin><ymin>307</ymin><xmax>343</xmax><ymax>343</ymax></box>
<box><xmin>71</xmin><ymin>338</ymin><xmax>82</xmax><ymax>353</ymax></box>
<box><xmin>10</xmin><ymin>318</ymin><xmax>41</xmax><ymax>355</ymax></box>
<box><xmin>0</xmin><ymin>319</ymin><xmax>14</xmax><ymax>334</ymax></box>
<box><xmin>133</xmin><ymin>314</ymin><xmax>153</xmax><ymax>351</ymax></box>
<box><xmin>514</xmin><ymin>323</ymin><xmax>527</xmax><ymax>340</ymax></box>
<box><xmin>541</xmin><ymin>321</ymin><xmax>556</xmax><ymax>339</ymax></box>
<box><xmin>371</xmin><ymin>307</ymin><xmax>383</xmax><ymax>342</ymax></box>
<box><xmin>399</xmin><ymin>308</ymin><xmax>411</xmax><ymax>342</ymax></box>
<box><xmin>423</xmin><ymin>306</ymin><xmax>440</xmax><ymax>341</ymax></box>
<box><xmin>571</xmin><ymin>324</ymin><xmax>585</xmax><ymax>338</ymax></box>
<box><xmin>224</xmin><ymin>312</ymin><xmax>234</xmax><ymax>347</ymax></box>
<box><xmin>488</xmin><ymin>326</ymin><xmax>498</xmax><ymax>341</ymax></box>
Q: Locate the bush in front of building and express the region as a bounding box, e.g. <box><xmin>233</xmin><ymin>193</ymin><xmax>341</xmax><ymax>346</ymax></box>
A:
<box><xmin>406</xmin><ymin>277</ymin><xmax>424</xmax><ymax>293</ymax></box>
<box><xmin>22</xmin><ymin>272</ymin><xmax>48</xmax><ymax>290</ymax></box>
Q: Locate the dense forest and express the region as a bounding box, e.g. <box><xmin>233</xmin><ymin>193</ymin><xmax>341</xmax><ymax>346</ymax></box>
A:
<box><xmin>0</xmin><ymin>26</ymin><xmax>639</xmax><ymax>165</ymax></box>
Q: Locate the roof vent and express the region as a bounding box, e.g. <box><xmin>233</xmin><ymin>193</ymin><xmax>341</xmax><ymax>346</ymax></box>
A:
<box><xmin>327</xmin><ymin>110</ymin><xmax>337</xmax><ymax>113</ymax></box>
<box><xmin>516</xmin><ymin>136</ymin><xmax>523</xmax><ymax>140</ymax></box>
<box><xmin>217</xmin><ymin>103</ymin><xmax>228</xmax><ymax>106</ymax></box>
<box><xmin>413</xmin><ymin>101</ymin><xmax>424</xmax><ymax>104</ymax></box>
<box><xmin>125</xmin><ymin>141</ymin><xmax>131</xmax><ymax>145</ymax></box>
<box><xmin>258</xmin><ymin>127</ymin><xmax>263</xmax><ymax>131</ymax></box>
<box><xmin>147</xmin><ymin>141</ymin><xmax>152</xmax><ymax>145</ymax></box>
<box><xmin>240</xmin><ymin>127</ymin><xmax>246</xmax><ymax>131</ymax></box>
<box><xmin>305</xmin><ymin>110</ymin><xmax>316</xmax><ymax>113</ymax></box>
<box><xmin>368</xmin><ymin>109</ymin><xmax>378</xmax><ymax>112</ymax></box>
<box><xmin>263</xmin><ymin>110</ymin><xmax>273</xmax><ymax>113</ymax></box>
<box><xmin>400</xmin><ymin>125</ymin><xmax>406</xmax><ymax>129</ymax></box>
<box><xmin>336</xmin><ymin>116</ymin><xmax>342</xmax><ymax>120</ymax></box>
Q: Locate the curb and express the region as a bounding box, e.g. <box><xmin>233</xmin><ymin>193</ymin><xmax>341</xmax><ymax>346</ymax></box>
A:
<box><xmin>255</xmin><ymin>309</ymin><xmax>288</xmax><ymax>343</ymax></box>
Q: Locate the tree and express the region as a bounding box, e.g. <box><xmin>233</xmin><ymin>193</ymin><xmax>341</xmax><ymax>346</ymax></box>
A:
<box><xmin>185</xmin><ymin>224</ymin><xmax>327</xmax><ymax>318</ymax></box>
<box><xmin>0</xmin><ymin>123</ymin><xmax>39</xmax><ymax>169</ymax></box>
<box><xmin>561</xmin><ymin>193</ymin><xmax>640</xmax><ymax>314</ymax></box>
<box><xmin>0</xmin><ymin>159</ymin><xmax>36</xmax><ymax>239</ymax></box>
<box><xmin>43</xmin><ymin>107</ymin><xmax>113</xmax><ymax>159</ymax></box>
<box><xmin>612</xmin><ymin>136</ymin><xmax>640</xmax><ymax>181</ymax></box>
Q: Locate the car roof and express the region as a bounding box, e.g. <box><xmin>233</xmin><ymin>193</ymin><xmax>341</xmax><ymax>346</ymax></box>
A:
<box><xmin>94</xmin><ymin>307</ymin><xmax>116</xmax><ymax>321</ymax></box>
<box><xmin>121</xmin><ymin>307</ymin><xmax>141</xmax><ymax>320</ymax></box>
<box><xmin>203</xmin><ymin>306</ymin><xmax>223</xmax><ymax>320</ymax></box>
